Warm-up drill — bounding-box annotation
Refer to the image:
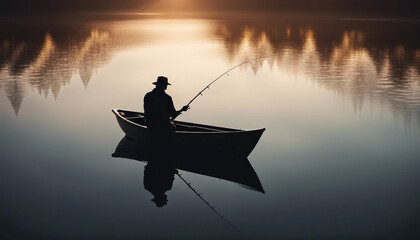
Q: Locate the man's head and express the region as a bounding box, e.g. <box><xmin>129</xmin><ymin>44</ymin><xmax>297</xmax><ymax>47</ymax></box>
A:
<box><xmin>153</xmin><ymin>76</ymin><xmax>171</xmax><ymax>90</ymax></box>
<box><xmin>151</xmin><ymin>193</ymin><xmax>168</xmax><ymax>207</ymax></box>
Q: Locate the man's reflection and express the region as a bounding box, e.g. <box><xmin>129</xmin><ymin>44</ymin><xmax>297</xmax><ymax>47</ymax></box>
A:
<box><xmin>143</xmin><ymin>158</ymin><xmax>177</xmax><ymax>208</ymax></box>
<box><xmin>112</xmin><ymin>137</ymin><xmax>265</xmax><ymax>208</ymax></box>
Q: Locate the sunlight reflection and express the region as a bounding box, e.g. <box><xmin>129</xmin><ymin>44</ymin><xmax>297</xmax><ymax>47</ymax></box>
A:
<box><xmin>0</xmin><ymin>17</ymin><xmax>419</xmax><ymax>127</ymax></box>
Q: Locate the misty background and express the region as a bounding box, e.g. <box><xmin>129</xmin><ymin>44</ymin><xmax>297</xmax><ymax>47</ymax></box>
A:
<box><xmin>1</xmin><ymin>0</ymin><xmax>419</xmax><ymax>17</ymax></box>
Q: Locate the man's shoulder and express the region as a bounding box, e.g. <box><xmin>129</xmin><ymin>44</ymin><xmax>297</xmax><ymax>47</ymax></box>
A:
<box><xmin>158</xmin><ymin>91</ymin><xmax>172</xmax><ymax>99</ymax></box>
<box><xmin>144</xmin><ymin>89</ymin><xmax>171</xmax><ymax>99</ymax></box>
<box><xmin>144</xmin><ymin>90</ymin><xmax>156</xmax><ymax>98</ymax></box>
<box><xmin>164</xmin><ymin>92</ymin><xmax>172</xmax><ymax>99</ymax></box>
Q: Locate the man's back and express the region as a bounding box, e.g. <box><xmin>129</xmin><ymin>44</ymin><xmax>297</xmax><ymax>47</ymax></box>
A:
<box><xmin>144</xmin><ymin>89</ymin><xmax>176</xmax><ymax>131</ymax></box>
<box><xmin>143</xmin><ymin>76</ymin><xmax>189</xmax><ymax>132</ymax></box>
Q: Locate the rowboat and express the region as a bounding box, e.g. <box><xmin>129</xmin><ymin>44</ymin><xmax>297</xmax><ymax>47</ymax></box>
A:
<box><xmin>112</xmin><ymin>109</ymin><xmax>265</xmax><ymax>158</ymax></box>
<box><xmin>112</xmin><ymin>136</ymin><xmax>265</xmax><ymax>193</ymax></box>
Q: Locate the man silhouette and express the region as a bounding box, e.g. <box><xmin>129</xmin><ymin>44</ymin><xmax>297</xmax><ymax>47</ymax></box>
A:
<box><xmin>143</xmin><ymin>158</ymin><xmax>177</xmax><ymax>208</ymax></box>
<box><xmin>144</xmin><ymin>76</ymin><xmax>189</xmax><ymax>132</ymax></box>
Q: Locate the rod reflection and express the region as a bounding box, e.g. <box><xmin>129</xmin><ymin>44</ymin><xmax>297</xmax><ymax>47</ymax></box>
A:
<box><xmin>112</xmin><ymin>136</ymin><xmax>265</xmax><ymax>207</ymax></box>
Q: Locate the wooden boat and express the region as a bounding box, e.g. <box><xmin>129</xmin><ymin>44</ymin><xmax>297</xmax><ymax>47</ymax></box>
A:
<box><xmin>112</xmin><ymin>109</ymin><xmax>265</xmax><ymax>157</ymax></box>
<box><xmin>112</xmin><ymin>136</ymin><xmax>265</xmax><ymax>193</ymax></box>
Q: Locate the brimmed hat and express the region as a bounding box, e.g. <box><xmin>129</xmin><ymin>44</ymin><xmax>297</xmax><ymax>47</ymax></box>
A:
<box><xmin>153</xmin><ymin>76</ymin><xmax>171</xmax><ymax>86</ymax></box>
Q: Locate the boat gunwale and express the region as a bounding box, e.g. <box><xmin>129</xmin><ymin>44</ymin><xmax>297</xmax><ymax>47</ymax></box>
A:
<box><xmin>112</xmin><ymin>109</ymin><xmax>265</xmax><ymax>135</ymax></box>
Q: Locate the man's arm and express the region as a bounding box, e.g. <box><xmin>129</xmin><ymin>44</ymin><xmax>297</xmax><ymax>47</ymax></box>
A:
<box><xmin>169</xmin><ymin>97</ymin><xmax>189</xmax><ymax>120</ymax></box>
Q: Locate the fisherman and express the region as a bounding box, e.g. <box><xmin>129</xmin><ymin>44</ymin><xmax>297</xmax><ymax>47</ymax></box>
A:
<box><xmin>144</xmin><ymin>76</ymin><xmax>189</xmax><ymax>132</ymax></box>
<box><xmin>143</xmin><ymin>157</ymin><xmax>177</xmax><ymax>208</ymax></box>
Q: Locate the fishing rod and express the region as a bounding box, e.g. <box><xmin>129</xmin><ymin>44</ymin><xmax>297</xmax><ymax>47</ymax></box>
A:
<box><xmin>185</xmin><ymin>55</ymin><xmax>270</xmax><ymax>107</ymax></box>
<box><xmin>176</xmin><ymin>172</ymin><xmax>241</xmax><ymax>233</ymax></box>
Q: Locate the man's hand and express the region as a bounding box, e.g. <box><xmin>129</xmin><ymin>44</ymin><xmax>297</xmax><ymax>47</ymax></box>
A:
<box><xmin>181</xmin><ymin>105</ymin><xmax>190</xmax><ymax>112</ymax></box>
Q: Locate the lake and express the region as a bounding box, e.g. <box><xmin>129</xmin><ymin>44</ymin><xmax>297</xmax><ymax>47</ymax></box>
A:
<box><xmin>1</xmin><ymin>13</ymin><xmax>420</xmax><ymax>239</ymax></box>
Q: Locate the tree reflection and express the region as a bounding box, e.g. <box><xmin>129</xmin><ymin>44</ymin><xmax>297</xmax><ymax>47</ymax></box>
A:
<box><xmin>213</xmin><ymin>16</ymin><xmax>420</xmax><ymax>127</ymax></box>
<box><xmin>0</xmin><ymin>24</ymin><xmax>116</xmax><ymax>114</ymax></box>
<box><xmin>0</xmin><ymin>16</ymin><xmax>419</xmax><ymax>127</ymax></box>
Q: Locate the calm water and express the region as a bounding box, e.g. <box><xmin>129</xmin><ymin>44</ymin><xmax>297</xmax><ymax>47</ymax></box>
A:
<box><xmin>1</xmin><ymin>14</ymin><xmax>420</xmax><ymax>239</ymax></box>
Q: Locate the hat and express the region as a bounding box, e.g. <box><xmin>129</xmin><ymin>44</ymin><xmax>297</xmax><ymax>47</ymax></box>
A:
<box><xmin>153</xmin><ymin>76</ymin><xmax>171</xmax><ymax>86</ymax></box>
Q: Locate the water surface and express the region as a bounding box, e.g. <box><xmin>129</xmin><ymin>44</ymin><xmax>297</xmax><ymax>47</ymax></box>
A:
<box><xmin>1</xmin><ymin>14</ymin><xmax>420</xmax><ymax>239</ymax></box>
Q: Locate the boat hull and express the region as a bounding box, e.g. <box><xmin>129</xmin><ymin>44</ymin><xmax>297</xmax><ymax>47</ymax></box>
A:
<box><xmin>112</xmin><ymin>109</ymin><xmax>265</xmax><ymax>157</ymax></box>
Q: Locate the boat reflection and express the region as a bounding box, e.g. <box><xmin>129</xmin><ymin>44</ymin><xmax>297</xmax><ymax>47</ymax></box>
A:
<box><xmin>112</xmin><ymin>136</ymin><xmax>265</xmax><ymax>207</ymax></box>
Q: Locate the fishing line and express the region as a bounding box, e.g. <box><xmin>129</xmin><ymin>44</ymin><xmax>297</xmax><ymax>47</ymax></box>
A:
<box><xmin>186</xmin><ymin>55</ymin><xmax>272</xmax><ymax>107</ymax></box>
<box><xmin>176</xmin><ymin>172</ymin><xmax>242</xmax><ymax>234</ymax></box>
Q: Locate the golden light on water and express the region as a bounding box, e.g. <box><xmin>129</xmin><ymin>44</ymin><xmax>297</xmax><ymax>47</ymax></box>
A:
<box><xmin>0</xmin><ymin>18</ymin><xmax>419</xmax><ymax>125</ymax></box>
<box><xmin>30</xmin><ymin>33</ymin><xmax>55</xmax><ymax>72</ymax></box>
<box><xmin>415</xmin><ymin>50</ymin><xmax>420</xmax><ymax>64</ymax></box>
<box><xmin>1</xmin><ymin>13</ymin><xmax>420</xmax><ymax>240</ymax></box>
<box><xmin>143</xmin><ymin>0</ymin><xmax>198</xmax><ymax>13</ymax></box>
